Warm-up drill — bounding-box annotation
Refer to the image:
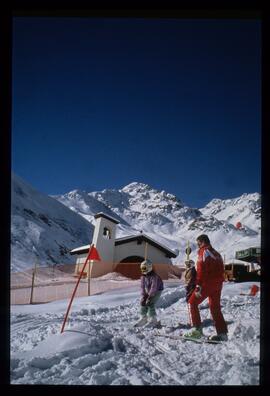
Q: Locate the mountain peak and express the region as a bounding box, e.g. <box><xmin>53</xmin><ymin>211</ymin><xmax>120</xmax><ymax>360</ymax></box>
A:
<box><xmin>121</xmin><ymin>182</ymin><xmax>151</xmax><ymax>193</ymax></box>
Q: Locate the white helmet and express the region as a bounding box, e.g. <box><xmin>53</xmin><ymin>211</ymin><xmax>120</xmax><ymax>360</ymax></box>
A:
<box><xmin>140</xmin><ymin>259</ymin><xmax>153</xmax><ymax>274</ymax></box>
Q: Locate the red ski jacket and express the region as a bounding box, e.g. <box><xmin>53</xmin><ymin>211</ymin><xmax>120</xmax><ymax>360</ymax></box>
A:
<box><xmin>196</xmin><ymin>244</ymin><xmax>224</xmax><ymax>287</ymax></box>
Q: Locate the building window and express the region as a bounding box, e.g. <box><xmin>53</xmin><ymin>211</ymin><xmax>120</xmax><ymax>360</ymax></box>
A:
<box><xmin>103</xmin><ymin>227</ymin><xmax>111</xmax><ymax>239</ymax></box>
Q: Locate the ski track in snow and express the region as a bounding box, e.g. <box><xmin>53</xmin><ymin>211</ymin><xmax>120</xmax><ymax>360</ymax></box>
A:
<box><xmin>10</xmin><ymin>282</ymin><xmax>260</xmax><ymax>385</ymax></box>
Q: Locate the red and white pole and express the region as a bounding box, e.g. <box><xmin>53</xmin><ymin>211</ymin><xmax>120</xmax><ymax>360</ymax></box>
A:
<box><xmin>60</xmin><ymin>244</ymin><xmax>101</xmax><ymax>333</ymax></box>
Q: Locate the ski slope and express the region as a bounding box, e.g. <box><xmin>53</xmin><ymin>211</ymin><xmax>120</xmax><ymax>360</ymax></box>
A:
<box><xmin>11</xmin><ymin>281</ymin><xmax>260</xmax><ymax>385</ymax></box>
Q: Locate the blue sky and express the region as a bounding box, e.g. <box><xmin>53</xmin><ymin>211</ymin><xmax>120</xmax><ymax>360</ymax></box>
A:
<box><xmin>12</xmin><ymin>17</ymin><xmax>261</xmax><ymax>208</ymax></box>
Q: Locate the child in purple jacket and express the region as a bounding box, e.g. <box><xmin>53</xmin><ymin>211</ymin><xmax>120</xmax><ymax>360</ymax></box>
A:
<box><xmin>134</xmin><ymin>259</ymin><xmax>164</xmax><ymax>328</ymax></box>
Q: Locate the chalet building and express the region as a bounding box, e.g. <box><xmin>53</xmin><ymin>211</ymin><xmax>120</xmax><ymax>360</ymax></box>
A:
<box><xmin>70</xmin><ymin>212</ymin><xmax>177</xmax><ymax>280</ymax></box>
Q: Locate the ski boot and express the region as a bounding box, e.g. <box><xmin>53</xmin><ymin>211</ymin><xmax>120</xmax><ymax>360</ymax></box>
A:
<box><xmin>183</xmin><ymin>327</ymin><xmax>203</xmax><ymax>340</ymax></box>
<box><xmin>143</xmin><ymin>316</ymin><xmax>161</xmax><ymax>329</ymax></box>
<box><xmin>134</xmin><ymin>315</ymin><xmax>148</xmax><ymax>327</ymax></box>
<box><xmin>208</xmin><ymin>333</ymin><xmax>228</xmax><ymax>342</ymax></box>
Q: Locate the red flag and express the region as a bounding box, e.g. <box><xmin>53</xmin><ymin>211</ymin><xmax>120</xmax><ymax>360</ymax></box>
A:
<box><xmin>235</xmin><ymin>221</ymin><xmax>242</xmax><ymax>229</ymax></box>
<box><xmin>249</xmin><ymin>284</ymin><xmax>259</xmax><ymax>296</ymax></box>
<box><xmin>87</xmin><ymin>245</ymin><xmax>101</xmax><ymax>261</ymax></box>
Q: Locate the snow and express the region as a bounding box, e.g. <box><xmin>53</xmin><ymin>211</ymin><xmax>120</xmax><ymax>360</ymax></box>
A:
<box><xmin>200</xmin><ymin>193</ymin><xmax>261</xmax><ymax>233</ymax></box>
<box><xmin>11</xmin><ymin>281</ymin><xmax>260</xmax><ymax>385</ymax></box>
<box><xmin>54</xmin><ymin>181</ymin><xmax>261</xmax><ymax>265</ymax></box>
<box><xmin>12</xmin><ymin>174</ymin><xmax>260</xmax><ymax>271</ymax></box>
<box><xmin>94</xmin><ymin>272</ymin><xmax>134</xmax><ymax>281</ymax></box>
<box><xmin>11</xmin><ymin>173</ymin><xmax>94</xmax><ymax>271</ymax></box>
<box><xmin>10</xmin><ymin>175</ymin><xmax>261</xmax><ymax>384</ymax></box>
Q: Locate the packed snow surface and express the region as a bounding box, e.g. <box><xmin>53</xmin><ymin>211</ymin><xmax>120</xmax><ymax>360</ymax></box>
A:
<box><xmin>11</xmin><ymin>281</ymin><xmax>260</xmax><ymax>385</ymax></box>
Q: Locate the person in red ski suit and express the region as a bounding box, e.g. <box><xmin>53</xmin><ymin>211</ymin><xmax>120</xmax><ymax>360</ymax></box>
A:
<box><xmin>187</xmin><ymin>234</ymin><xmax>228</xmax><ymax>341</ymax></box>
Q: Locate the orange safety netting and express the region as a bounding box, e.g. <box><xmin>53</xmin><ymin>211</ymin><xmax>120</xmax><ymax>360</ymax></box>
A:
<box><xmin>11</xmin><ymin>262</ymin><xmax>182</xmax><ymax>305</ymax></box>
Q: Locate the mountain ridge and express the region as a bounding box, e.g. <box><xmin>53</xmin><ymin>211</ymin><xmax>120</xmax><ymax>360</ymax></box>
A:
<box><xmin>11</xmin><ymin>175</ymin><xmax>261</xmax><ymax>270</ymax></box>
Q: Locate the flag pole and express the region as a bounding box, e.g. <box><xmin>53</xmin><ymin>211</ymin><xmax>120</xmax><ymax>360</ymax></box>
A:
<box><xmin>89</xmin><ymin>260</ymin><xmax>94</xmax><ymax>295</ymax></box>
<box><xmin>88</xmin><ymin>259</ymin><xmax>95</xmax><ymax>296</ymax></box>
<box><xmin>61</xmin><ymin>244</ymin><xmax>93</xmax><ymax>333</ymax></box>
<box><xmin>88</xmin><ymin>258</ymin><xmax>91</xmax><ymax>296</ymax></box>
<box><xmin>144</xmin><ymin>242</ymin><xmax>148</xmax><ymax>260</ymax></box>
<box><xmin>30</xmin><ymin>259</ymin><xmax>37</xmax><ymax>304</ymax></box>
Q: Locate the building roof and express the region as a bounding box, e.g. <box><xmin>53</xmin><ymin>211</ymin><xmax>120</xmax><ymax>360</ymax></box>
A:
<box><xmin>115</xmin><ymin>234</ymin><xmax>177</xmax><ymax>258</ymax></box>
<box><xmin>235</xmin><ymin>247</ymin><xmax>261</xmax><ymax>263</ymax></box>
<box><xmin>70</xmin><ymin>233</ymin><xmax>177</xmax><ymax>258</ymax></box>
<box><xmin>94</xmin><ymin>212</ymin><xmax>120</xmax><ymax>224</ymax></box>
<box><xmin>70</xmin><ymin>244</ymin><xmax>92</xmax><ymax>255</ymax></box>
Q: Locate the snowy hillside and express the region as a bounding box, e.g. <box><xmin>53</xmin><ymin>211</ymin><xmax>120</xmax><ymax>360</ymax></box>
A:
<box><xmin>200</xmin><ymin>193</ymin><xmax>261</xmax><ymax>233</ymax></box>
<box><xmin>11</xmin><ymin>173</ymin><xmax>94</xmax><ymax>271</ymax></box>
<box><xmin>90</xmin><ymin>182</ymin><xmax>202</xmax><ymax>230</ymax></box>
<box><xmin>52</xmin><ymin>189</ymin><xmax>134</xmax><ymax>239</ymax></box>
<box><xmin>11</xmin><ymin>173</ymin><xmax>260</xmax><ymax>271</ymax></box>
<box><xmin>10</xmin><ymin>281</ymin><xmax>260</xmax><ymax>385</ymax></box>
<box><xmin>53</xmin><ymin>189</ymin><xmax>129</xmax><ymax>226</ymax></box>
<box><xmin>54</xmin><ymin>182</ymin><xmax>261</xmax><ymax>265</ymax></box>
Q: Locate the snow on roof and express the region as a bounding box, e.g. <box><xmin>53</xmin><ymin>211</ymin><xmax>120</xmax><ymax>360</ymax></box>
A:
<box><xmin>70</xmin><ymin>233</ymin><xmax>177</xmax><ymax>258</ymax></box>
<box><xmin>94</xmin><ymin>212</ymin><xmax>120</xmax><ymax>224</ymax></box>
<box><xmin>115</xmin><ymin>233</ymin><xmax>177</xmax><ymax>257</ymax></box>
<box><xmin>70</xmin><ymin>244</ymin><xmax>91</xmax><ymax>254</ymax></box>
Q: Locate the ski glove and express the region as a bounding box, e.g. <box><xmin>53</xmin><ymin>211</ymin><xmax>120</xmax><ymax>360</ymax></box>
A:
<box><xmin>140</xmin><ymin>295</ymin><xmax>148</xmax><ymax>306</ymax></box>
<box><xmin>195</xmin><ymin>285</ymin><xmax>202</xmax><ymax>298</ymax></box>
<box><xmin>145</xmin><ymin>296</ymin><xmax>154</xmax><ymax>305</ymax></box>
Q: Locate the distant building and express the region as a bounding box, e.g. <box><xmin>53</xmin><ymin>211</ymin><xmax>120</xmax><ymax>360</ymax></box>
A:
<box><xmin>235</xmin><ymin>247</ymin><xmax>261</xmax><ymax>265</ymax></box>
<box><xmin>70</xmin><ymin>212</ymin><xmax>177</xmax><ymax>279</ymax></box>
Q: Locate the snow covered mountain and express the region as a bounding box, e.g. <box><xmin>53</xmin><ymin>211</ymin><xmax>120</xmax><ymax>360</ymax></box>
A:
<box><xmin>11</xmin><ymin>173</ymin><xmax>94</xmax><ymax>271</ymax></box>
<box><xmin>11</xmin><ymin>172</ymin><xmax>260</xmax><ymax>270</ymax></box>
<box><xmin>52</xmin><ymin>189</ymin><xmax>133</xmax><ymax>238</ymax></box>
<box><xmin>200</xmin><ymin>193</ymin><xmax>261</xmax><ymax>233</ymax></box>
<box><xmin>53</xmin><ymin>182</ymin><xmax>261</xmax><ymax>265</ymax></box>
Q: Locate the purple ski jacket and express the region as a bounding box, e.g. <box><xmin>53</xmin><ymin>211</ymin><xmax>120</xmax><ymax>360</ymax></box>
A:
<box><xmin>141</xmin><ymin>271</ymin><xmax>164</xmax><ymax>297</ymax></box>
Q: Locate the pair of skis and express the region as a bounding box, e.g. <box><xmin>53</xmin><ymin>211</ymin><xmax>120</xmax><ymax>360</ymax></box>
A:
<box><xmin>133</xmin><ymin>325</ymin><xmax>224</xmax><ymax>344</ymax></box>
<box><xmin>154</xmin><ymin>331</ymin><xmax>224</xmax><ymax>344</ymax></box>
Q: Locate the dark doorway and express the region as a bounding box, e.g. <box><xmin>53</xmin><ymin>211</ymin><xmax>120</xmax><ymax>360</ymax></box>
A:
<box><xmin>115</xmin><ymin>256</ymin><xmax>145</xmax><ymax>279</ymax></box>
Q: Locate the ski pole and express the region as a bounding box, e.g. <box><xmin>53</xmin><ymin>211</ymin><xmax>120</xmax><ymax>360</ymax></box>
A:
<box><xmin>185</xmin><ymin>241</ymin><xmax>192</xmax><ymax>327</ymax></box>
<box><xmin>187</xmin><ymin>303</ymin><xmax>192</xmax><ymax>327</ymax></box>
<box><xmin>186</xmin><ymin>240</ymin><xmax>191</xmax><ymax>261</ymax></box>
